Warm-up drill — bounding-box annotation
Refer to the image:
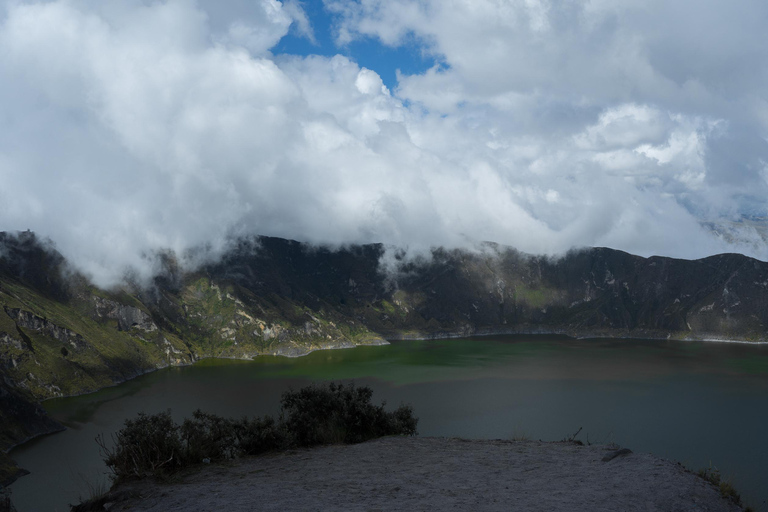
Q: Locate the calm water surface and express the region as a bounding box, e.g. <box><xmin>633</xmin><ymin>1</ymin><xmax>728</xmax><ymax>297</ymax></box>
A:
<box><xmin>10</xmin><ymin>335</ymin><xmax>768</xmax><ymax>511</ymax></box>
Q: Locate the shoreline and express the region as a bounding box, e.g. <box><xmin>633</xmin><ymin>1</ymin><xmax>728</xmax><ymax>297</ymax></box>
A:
<box><xmin>14</xmin><ymin>330</ymin><xmax>768</xmax><ymax>441</ymax></box>
<box><xmin>385</xmin><ymin>327</ymin><xmax>768</xmax><ymax>345</ymax></box>
<box><xmin>9</xmin><ymin>330</ymin><xmax>768</xmax><ymax>466</ymax></box>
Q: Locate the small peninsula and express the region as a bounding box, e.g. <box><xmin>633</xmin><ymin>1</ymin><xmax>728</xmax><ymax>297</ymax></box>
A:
<box><xmin>94</xmin><ymin>437</ymin><xmax>744</xmax><ymax>512</ymax></box>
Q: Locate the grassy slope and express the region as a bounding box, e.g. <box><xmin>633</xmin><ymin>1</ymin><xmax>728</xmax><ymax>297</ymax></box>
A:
<box><xmin>0</xmin><ymin>269</ymin><xmax>385</xmax><ymax>485</ymax></box>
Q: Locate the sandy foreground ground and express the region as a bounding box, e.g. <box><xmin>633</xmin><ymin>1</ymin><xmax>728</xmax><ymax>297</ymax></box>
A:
<box><xmin>98</xmin><ymin>437</ymin><xmax>742</xmax><ymax>512</ymax></box>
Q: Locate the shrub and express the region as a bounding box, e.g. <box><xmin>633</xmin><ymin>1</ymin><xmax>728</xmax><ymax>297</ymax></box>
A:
<box><xmin>696</xmin><ymin>465</ymin><xmax>743</xmax><ymax>506</ymax></box>
<box><xmin>238</xmin><ymin>415</ymin><xmax>287</xmax><ymax>456</ymax></box>
<box><xmin>180</xmin><ymin>410</ymin><xmax>241</xmax><ymax>464</ymax></box>
<box><xmin>280</xmin><ymin>382</ymin><xmax>418</xmax><ymax>446</ymax></box>
<box><xmin>390</xmin><ymin>404</ymin><xmax>419</xmax><ymax>437</ymax></box>
<box><xmin>98</xmin><ymin>410</ymin><xmax>182</xmax><ymax>480</ymax></box>
<box><xmin>98</xmin><ymin>382</ymin><xmax>418</xmax><ymax>482</ymax></box>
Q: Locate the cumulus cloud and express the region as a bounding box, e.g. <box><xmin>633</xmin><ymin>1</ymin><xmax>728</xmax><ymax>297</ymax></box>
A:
<box><xmin>330</xmin><ymin>0</ymin><xmax>768</xmax><ymax>244</ymax></box>
<box><xmin>0</xmin><ymin>0</ymin><xmax>766</xmax><ymax>287</ymax></box>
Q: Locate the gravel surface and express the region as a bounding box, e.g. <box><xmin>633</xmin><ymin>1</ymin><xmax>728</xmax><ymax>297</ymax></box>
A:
<box><xmin>100</xmin><ymin>437</ymin><xmax>742</xmax><ymax>512</ymax></box>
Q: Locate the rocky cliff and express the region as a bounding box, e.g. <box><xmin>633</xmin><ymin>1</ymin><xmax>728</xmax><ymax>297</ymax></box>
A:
<box><xmin>2</xmin><ymin>231</ymin><xmax>768</xmax><ymax>484</ymax></box>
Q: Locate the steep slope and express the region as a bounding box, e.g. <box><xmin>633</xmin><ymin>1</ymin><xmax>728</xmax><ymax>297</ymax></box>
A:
<box><xmin>2</xmin><ymin>231</ymin><xmax>768</xmax><ymax>484</ymax></box>
<box><xmin>204</xmin><ymin>238</ymin><xmax>768</xmax><ymax>342</ymax></box>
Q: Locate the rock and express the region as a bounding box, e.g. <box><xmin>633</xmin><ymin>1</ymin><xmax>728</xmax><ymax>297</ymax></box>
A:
<box><xmin>0</xmin><ymin>485</ymin><xmax>18</xmax><ymax>512</ymax></box>
<box><xmin>602</xmin><ymin>448</ymin><xmax>633</xmax><ymax>462</ymax></box>
<box><xmin>92</xmin><ymin>298</ymin><xmax>158</xmax><ymax>332</ymax></box>
<box><xmin>3</xmin><ymin>307</ymin><xmax>87</xmax><ymax>350</ymax></box>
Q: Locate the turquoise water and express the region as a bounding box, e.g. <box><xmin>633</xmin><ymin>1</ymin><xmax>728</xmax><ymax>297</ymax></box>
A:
<box><xmin>10</xmin><ymin>335</ymin><xmax>768</xmax><ymax>511</ymax></box>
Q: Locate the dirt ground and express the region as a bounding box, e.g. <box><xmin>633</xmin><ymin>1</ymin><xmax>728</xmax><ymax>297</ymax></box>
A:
<box><xmin>99</xmin><ymin>437</ymin><xmax>742</xmax><ymax>512</ymax></box>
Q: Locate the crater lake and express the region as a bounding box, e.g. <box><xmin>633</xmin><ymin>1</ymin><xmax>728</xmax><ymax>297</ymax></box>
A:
<box><xmin>9</xmin><ymin>335</ymin><xmax>768</xmax><ymax>511</ymax></box>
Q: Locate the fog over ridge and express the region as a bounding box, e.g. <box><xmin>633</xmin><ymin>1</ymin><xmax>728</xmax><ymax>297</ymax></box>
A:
<box><xmin>1</xmin><ymin>0</ymin><xmax>767</xmax><ymax>287</ymax></box>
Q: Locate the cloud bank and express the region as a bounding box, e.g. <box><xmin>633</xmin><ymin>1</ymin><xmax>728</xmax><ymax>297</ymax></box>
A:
<box><xmin>1</xmin><ymin>0</ymin><xmax>767</xmax><ymax>287</ymax></box>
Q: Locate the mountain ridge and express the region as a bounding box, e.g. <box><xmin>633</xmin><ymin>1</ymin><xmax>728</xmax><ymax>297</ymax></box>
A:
<box><xmin>2</xmin><ymin>231</ymin><xmax>768</xmax><ymax>485</ymax></box>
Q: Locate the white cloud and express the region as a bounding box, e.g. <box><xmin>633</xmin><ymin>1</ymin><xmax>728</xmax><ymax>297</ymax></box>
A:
<box><xmin>333</xmin><ymin>0</ymin><xmax>768</xmax><ymax>228</ymax></box>
<box><xmin>0</xmin><ymin>0</ymin><xmax>767</xmax><ymax>288</ymax></box>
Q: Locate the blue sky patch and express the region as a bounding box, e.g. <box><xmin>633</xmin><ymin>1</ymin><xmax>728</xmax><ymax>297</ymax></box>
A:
<box><xmin>273</xmin><ymin>1</ymin><xmax>436</xmax><ymax>90</ymax></box>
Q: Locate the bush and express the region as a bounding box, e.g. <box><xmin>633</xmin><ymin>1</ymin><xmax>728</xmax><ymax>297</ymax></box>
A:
<box><xmin>98</xmin><ymin>410</ymin><xmax>182</xmax><ymax>480</ymax></box>
<box><xmin>98</xmin><ymin>382</ymin><xmax>417</xmax><ymax>482</ymax></box>
<box><xmin>390</xmin><ymin>404</ymin><xmax>419</xmax><ymax>437</ymax></box>
<box><xmin>238</xmin><ymin>415</ymin><xmax>287</xmax><ymax>456</ymax></box>
<box><xmin>281</xmin><ymin>382</ymin><xmax>417</xmax><ymax>446</ymax></box>
<box><xmin>180</xmin><ymin>410</ymin><xmax>241</xmax><ymax>464</ymax></box>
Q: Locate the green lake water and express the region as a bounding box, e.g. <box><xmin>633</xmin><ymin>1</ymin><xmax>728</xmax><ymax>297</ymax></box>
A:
<box><xmin>9</xmin><ymin>335</ymin><xmax>768</xmax><ymax>511</ymax></box>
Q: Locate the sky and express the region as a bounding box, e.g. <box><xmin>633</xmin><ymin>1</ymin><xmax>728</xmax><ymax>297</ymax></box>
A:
<box><xmin>1</xmin><ymin>0</ymin><xmax>768</xmax><ymax>287</ymax></box>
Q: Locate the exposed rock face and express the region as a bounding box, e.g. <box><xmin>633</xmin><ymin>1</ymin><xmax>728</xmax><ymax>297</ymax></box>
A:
<box><xmin>4</xmin><ymin>307</ymin><xmax>88</xmax><ymax>350</ymax></box>
<box><xmin>92</xmin><ymin>297</ymin><xmax>158</xmax><ymax>332</ymax></box>
<box><xmin>0</xmin><ymin>331</ymin><xmax>24</xmax><ymax>352</ymax></box>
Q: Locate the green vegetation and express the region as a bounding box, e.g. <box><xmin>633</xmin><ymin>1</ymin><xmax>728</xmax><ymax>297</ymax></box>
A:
<box><xmin>282</xmin><ymin>381</ymin><xmax>417</xmax><ymax>446</ymax></box>
<box><xmin>0</xmin><ymin>279</ymin><xmax>182</xmax><ymax>399</ymax></box>
<box><xmin>97</xmin><ymin>382</ymin><xmax>417</xmax><ymax>482</ymax></box>
<box><xmin>0</xmin><ymin>452</ymin><xmax>25</xmax><ymax>488</ymax></box>
<box><xmin>513</xmin><ymin>282</ymin><xmax>557</xmax><ymax>309</ymax></box>
<box><xmin>696</xmin><ymin>464</ymin><xmax>748</xmax><ymax>509</ymax></box>
<box><xmin>380</xmin><ymin>300</ymin><xmax>397</xmax><ymax>315</ymax></box>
